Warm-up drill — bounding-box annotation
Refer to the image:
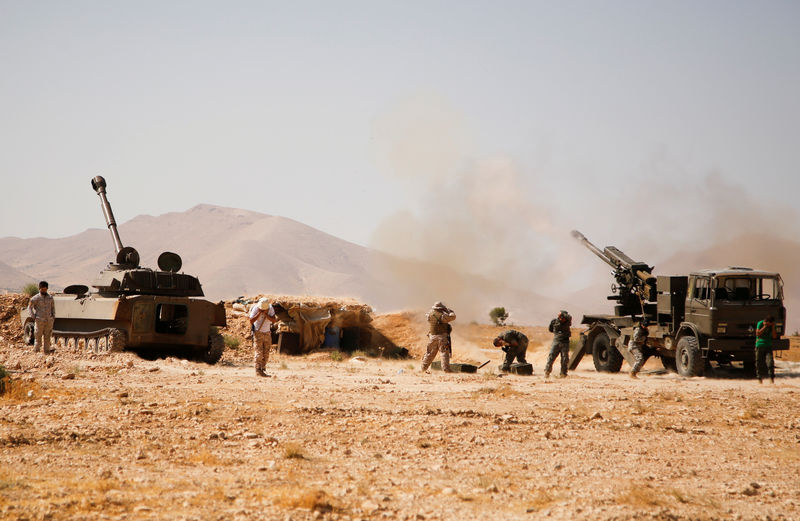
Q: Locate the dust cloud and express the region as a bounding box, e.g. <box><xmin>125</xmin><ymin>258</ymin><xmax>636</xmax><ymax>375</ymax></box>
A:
<box><xmin>368</xmin><ymin>95</ymin><xmax>799</xmax><ymax>327</ymax></box>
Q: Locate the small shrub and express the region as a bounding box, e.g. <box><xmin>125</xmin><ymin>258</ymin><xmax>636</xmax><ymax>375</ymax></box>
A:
<box><xmin>472</xmin><ymin>383</ymin><xmax>523</xmax><ymax>398</ymax></box>
<box><xmin>330</xmin><ymin>351</ymin><xmax>344</xmax><ymax>362</ymax></box>
<box><xmin>0</xmin><ymin>365</ymin><xmax>7</xmax><ymax>395</ymax></box>
<box><xmin>22</xmin><ymin>283</ymin><xmax>38</xmax><ymax>297</ymax></box>
<box><xmin>223</xmin><ymin>335</ymin><xmax>240</xmax><ymax>349</ymax></box>
<box><xmin>283</xmin><ymin>443</ymin><xmax>306</xmax><ymax>460</ymax></box>
<box><xmin>489</xmin><ymin>307</ymin><xmax>509</xmax><ymax>327</ymax></box>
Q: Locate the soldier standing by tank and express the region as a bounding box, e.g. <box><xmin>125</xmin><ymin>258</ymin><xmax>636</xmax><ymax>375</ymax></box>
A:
<box><xmin>421</xmin><ymin>302</ymin><xmax>456</xmax><ymax>373</ymax></box>
<box><xmin>28</xmin><ymin>281</ymin><xmax>55</xmax><ymax>354</ymax></box>
<box><xmin>544</xmin><ymin>310</ymin><xmax>571</xmax><ymax>378</ymax></box>
<box><xmin>249</xmin><ymin>298</ymin><xmax>277</xmax><ymax>377</ymax></box>
<box><xmin>755</xmin><ymin>315</ymin><xmax>777</xmax><ymax>383</ymax></box>
<box><xmin>494</xmin><ymin>330</ymin><xmax>529</xmax><ymax>372</ymax></box>
<box><xmin>628</xmin><ymin>318</ymin><xmax>651</xmax><ymax>378</ymax></box>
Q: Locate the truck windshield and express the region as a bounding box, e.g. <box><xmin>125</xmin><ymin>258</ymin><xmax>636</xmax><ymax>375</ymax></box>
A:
<box><xmin>714</xmin><ymin>276</ymin><xmax>783</xmax><ymax>301</ymax></box>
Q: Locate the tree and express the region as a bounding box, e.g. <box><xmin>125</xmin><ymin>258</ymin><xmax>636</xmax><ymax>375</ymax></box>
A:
<box><xmin>489</xmin><ymin>307</ymin><xmax>509</xmax><ymax>327</ymax></box>
<box><xmin>22</xmin><ymin>283</ymin><xmax>38</xmax><ymax>296</ymax></box>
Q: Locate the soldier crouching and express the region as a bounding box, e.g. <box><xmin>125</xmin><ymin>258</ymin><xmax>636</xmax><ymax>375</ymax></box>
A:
<box><xmin>421</xmin><ymin>302</ymin><xmax>456</xmax><ymax>373</ymax></box>
<box><xmin>494</xmin><ymin>330</ymin><xmax>529</xmax><ymax>372</ymax></box>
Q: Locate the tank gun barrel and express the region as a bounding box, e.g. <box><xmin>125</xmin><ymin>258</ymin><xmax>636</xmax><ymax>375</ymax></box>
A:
<box><xmin>91</xmin><ymin>176</ymin><xmax>123</xmax><ymax>254</ymax></box>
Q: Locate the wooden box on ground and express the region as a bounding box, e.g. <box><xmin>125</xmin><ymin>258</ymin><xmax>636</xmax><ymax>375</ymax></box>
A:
<box><xmin>499</xmin><ymin>362</ymin><xmax>534</xmax><ymax>375</ymax></box>
<box><xmin>431</xmin><ymin>361</ymin><xmax>478</xmax><ymax>373</ymax></box>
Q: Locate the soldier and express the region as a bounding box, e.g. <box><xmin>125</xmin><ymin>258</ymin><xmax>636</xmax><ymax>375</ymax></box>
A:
<box><xmin>493</xmin><ymin>330</ymin><xmax>529</xmax><ymax>372</ymax></box>
<box><xmin>421</xmin><ymin>302</ymin><xmax>456</xmax><ymax>373</ymax></box>
<box><xmin>755</xmin><ymin>315</ymin><xmax>777</xmax><ymax>383</ymax></box>
<box><xmin>28</xmin><ymin>281</ymin><xmax>55</xmax><ymax>354</ymax></box>
<box><xmin>249</xmin><ymin>298</ymin><xmax>277</xmax><ymax>377</ymax></box>
<box><xmin>544</xmin><ymin>310</ymin><xmax>571</xmax><ymax>378</ymax></box>
<box><xmin>628</xmin><ymin>318</ymin><xmax>651</xmax><ymax>378</ymax></box>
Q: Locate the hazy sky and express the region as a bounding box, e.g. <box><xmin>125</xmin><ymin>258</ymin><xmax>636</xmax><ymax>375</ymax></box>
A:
<box><xmin>2</xmin><ymin>0</ymin><xmax>799</xmax><ymax>253</ymax></box>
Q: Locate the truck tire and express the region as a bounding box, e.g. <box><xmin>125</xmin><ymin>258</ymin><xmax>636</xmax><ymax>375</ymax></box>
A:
<box><xmin>592</xmin><ymin>330</ymin><xmax>623</xmax><ymax>373</ymax></box>
<box><xmin>661</xmin><ymin>356</ymin><xmax>677</xmax><ymax>373</ymax></box>
<box><xmin>108</xmin><ymin>329</ymin><xmax>127</xmax><ymax>352</ymax></box>
<box><xmin>203</xmin><ymin>332</ymin><xmax>224</xmax><ymax>365</ymax></box>
<box><xmin>676</xmin><ymin>335</ymin><xmax>704</xmax><ymax>377</ymax></box>
<box><xmin>23</xmin><ymin>322</ymin><xmax>35</xmax><ymax>345</ymax></box>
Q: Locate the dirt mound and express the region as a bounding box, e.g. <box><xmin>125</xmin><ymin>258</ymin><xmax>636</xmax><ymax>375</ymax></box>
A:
<box><xmin>370</xmin><ymin>311</ymin><xmax>427</xmax><ymax>356</ymax></box>
<box><xmin>0</xmin><ymin>293</ymin><xmax>29</xmax><ymax>344</ymax></box>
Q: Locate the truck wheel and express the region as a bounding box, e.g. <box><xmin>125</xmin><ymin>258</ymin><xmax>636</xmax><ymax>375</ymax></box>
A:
<box><xmin>23</xmin><ymin>322</ymin><xmax>35</xmax><ymax>345</ymax></box>
<box><xmin>661</xmin><ymin>356</ymin><xmax>677</xmax><ymax>373</ymax></box>
<box><xmin>676</xmin><ymin>336</ymin><xmax>704</xmax><ymax>377</ymax></box>
<box><xmin>203</xmin><ymin>332</ymin><xmax>224</xmax><ymax>364</ymax></box>
<box><xmin>108</xmin><ymin>329</ymin><xmax>127</xmax><ymax>352</ymax></box>
<box><xmin>592</xmin><ymin>330</ymin><xmax>623</xmax><ymax>373</ymax></box>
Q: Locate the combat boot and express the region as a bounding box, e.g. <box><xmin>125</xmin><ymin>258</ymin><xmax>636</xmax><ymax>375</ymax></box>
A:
<box><xmin>256</xmin><ymin>368</ymin><xmax>268</xmax><ymax>377</ymax></box>
<box><xmin>629</xmin><ymin>371</ymin><xmax>638</xmax><ymax>379</ymax></box>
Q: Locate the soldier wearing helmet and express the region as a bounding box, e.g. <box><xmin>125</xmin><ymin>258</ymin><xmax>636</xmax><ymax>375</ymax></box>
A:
<box><xmin>544</xmin><ymin>310</ymin><xmax>572</xmax><ymax>378</ymax></box>
<box><xmin>421</xmin><ymin>301</ymin><xmax>456</xmax><ymax>373</ymax></box>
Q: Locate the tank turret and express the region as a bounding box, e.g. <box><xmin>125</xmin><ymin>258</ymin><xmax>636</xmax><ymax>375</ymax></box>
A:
<box><xmin>90</xmin><ymin>176</ymin><xmax>204</xmax><ymax>297</ymax></box>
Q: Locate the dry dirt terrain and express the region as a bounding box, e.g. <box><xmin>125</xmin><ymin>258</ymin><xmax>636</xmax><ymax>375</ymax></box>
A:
<box><xmin>2</xmin><ymin>298</ymin><xmax>800</xmax><ymax>521</ymax></box>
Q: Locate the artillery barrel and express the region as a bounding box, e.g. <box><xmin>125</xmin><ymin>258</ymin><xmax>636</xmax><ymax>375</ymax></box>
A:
<box><xmin>571</xmin><ymin>230</ymin><xmax>617</xmax><ymax>270</ymax></box>
<box><xmin>91</xmin><ymin>176</ymin><xmax>123</xmax><ymax>254</ymax></box>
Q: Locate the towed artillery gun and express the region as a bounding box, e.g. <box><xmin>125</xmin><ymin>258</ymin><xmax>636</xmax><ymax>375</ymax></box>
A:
<box><xmin>20</xmin><ymin>176</ymin><xmax>226</xmax><ymax>363</ymax></box>
<box><xmin>568</xmin><ymin>231</ymin><xmax>788</xmax><ymax>377</ymax></box>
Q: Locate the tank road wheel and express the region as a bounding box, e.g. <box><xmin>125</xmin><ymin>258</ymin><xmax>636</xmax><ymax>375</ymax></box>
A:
<box><xmin>23</xmin><ymin>322</ymin><xmax>35</xmax><ymax>345</ymax></box>
<box><xmin>108</xmin><ymin>329</ymin><xmax>127</xmax><ymax>353</ymax></box>
<box><xmin>742</xmin><ymin>356</ymin><xmax>756</xmax><ymax>376</ymax></box>
<box><xmin>87</xmin><ymin>338</ymin><xmax>97</xmax><ymax>353</ymax></box>
<box><xmin>661</xmin><ymin>356</ymin><xmax>677</xmax><ymax>373</ymax></box>
<box><xmin>676</xmin><ymin>336</ymin><xmax>704</xmax><ymax>377</ymax></box>
<box><xmin>591</xmin><ymin>330</ymin><xmax>623</xmax><ymax>373</ymax></box>
<box><xmin>203</xmin><ymin>332</ymin><xmax>224</xmax><ymax>365</ymax></box>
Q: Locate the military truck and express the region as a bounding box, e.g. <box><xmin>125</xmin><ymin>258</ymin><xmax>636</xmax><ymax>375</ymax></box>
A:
<box><xmin>20</xmin><ymin>176</ymin><xmax>226</xmax><ymax>363</ymax></box>
<box><xmin>568</xmin><ymin>231</ymin><xmax>788</xmax><ymax>377</ymax></box>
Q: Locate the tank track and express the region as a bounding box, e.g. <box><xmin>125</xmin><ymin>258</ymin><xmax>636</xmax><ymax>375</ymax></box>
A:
<box><xmin>50</xmin><ymin>328</ymin><xmax>127</xmax><ymax>354</ymax></box>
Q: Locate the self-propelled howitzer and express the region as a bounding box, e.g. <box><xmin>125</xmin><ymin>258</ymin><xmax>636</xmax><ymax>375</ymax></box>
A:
<box><xmin>568</xmin><ymin>231</ymin><xmax>788</xmax><ymax>377</ymax></box>
<box><xmin>20</xmin><ymin>176</ymin><xmax>226</xmax><ymax>362</ymax></box>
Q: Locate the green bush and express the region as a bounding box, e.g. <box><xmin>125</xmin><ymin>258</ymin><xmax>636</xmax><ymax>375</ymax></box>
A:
<box><xmin>330</xmin><ymin>351</ymin><xmax>344</xmax><ymax>362</ymax></box>
<box><xmin>223</xmin><ymin>335</ymin><xmax>240</xmax><ymax>349</ymax></box>
<box><xmin>489</xmin><ymin>307</ymin><xmax>509</xmax><ymax>327</ymax></box>
<box><xmin>22</xmin><ymin>283</ymin><xmax>38</xmax><ymax>296</ymax></box>
<box><xmin>0</xmin><ymin>365</ymin><xmax>8</xmax><ymax>395</ymax></box>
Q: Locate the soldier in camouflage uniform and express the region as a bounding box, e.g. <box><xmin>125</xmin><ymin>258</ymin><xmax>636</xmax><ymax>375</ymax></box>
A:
<box><xmin>544</xmin><ymin>310</ymin><xmax>571</xmax><ymax>378</ymax></box>
<box><xmin>28</xmin><ymin>281</ymin><xmax>56</xmax><ymax>354</ymax></box>
<box><xmin>249</xmin><ymin>298</ymin><xmax>277</xmax><ymax>377</ymax></box>
<box><xmin>421</xmin><ymin>302</ymin><xmax>456</xmax><ymax>373</ymax></box>
<box><xmin>493</xmin><ymin>330</ymin><xmax>529</xmax><ymax>372</ymax></box>
<box><xmin>628</xmin><ymin>318</ymin><xmax>650</xmax><ymax>378</ymax></box>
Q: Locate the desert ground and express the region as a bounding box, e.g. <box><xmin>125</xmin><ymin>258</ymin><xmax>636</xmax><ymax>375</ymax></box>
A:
<box><xmin>1</xmin><ymin>295</ymin><xmax>800</xmax><ymax>521</ymax></box>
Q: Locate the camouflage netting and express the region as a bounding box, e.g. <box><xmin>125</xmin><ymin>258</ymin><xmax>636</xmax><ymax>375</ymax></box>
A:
<box><xmin>228</xmin><ymin>294</ymin><xmax>377</xmax><ymax>353</ymax></box>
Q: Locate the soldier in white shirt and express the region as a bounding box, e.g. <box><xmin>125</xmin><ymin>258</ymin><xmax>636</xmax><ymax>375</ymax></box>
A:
<box><xmin>249</xmin><ymin>298</ymin><xmax>277</xmax><ymax>377</ymax></box>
